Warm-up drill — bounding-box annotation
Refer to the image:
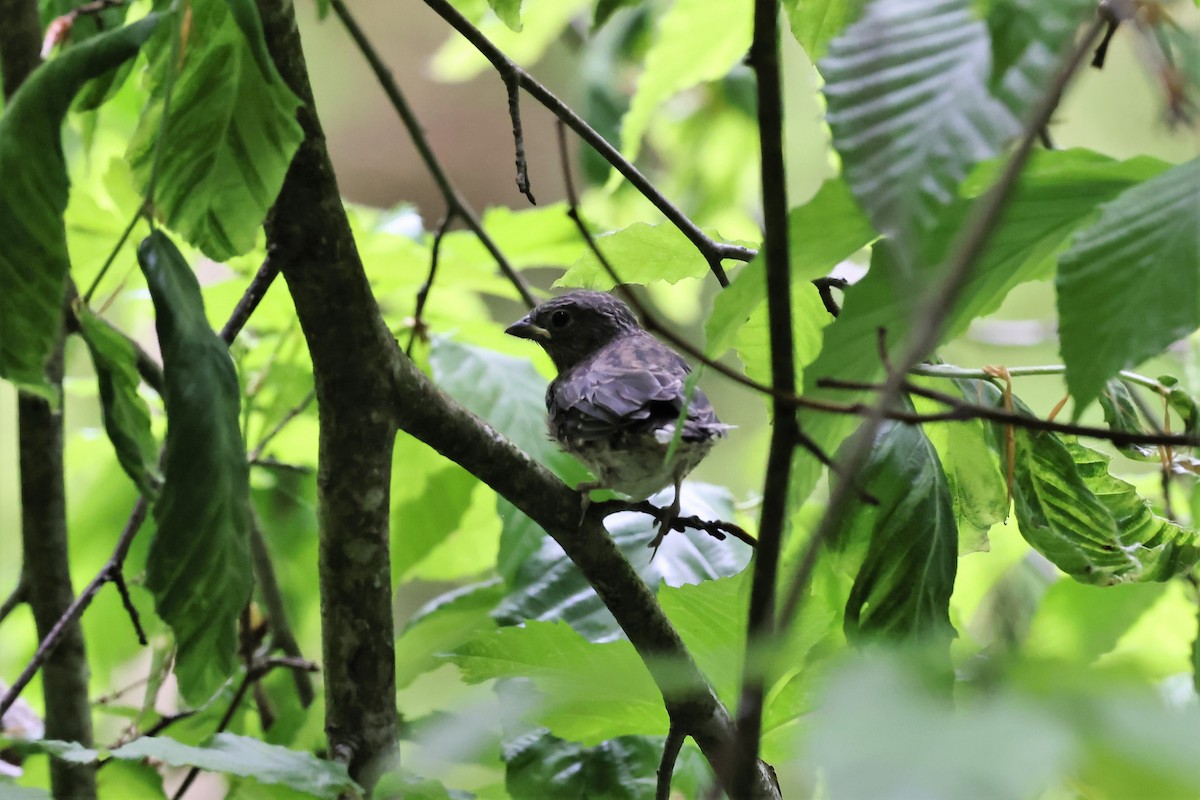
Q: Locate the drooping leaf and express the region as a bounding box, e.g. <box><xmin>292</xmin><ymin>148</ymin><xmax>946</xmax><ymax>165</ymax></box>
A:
<box><xmin>496</xmin><ymin>482</ymin><xmax>752</xmax><ymax>642</ymax></box>
<box><xmin>835</xmin><ymin>419</ymin><xmax>957</xmax><ymax>641</ymax></box>
<box><xmin>127</xmin><ymin>0</ymin><xmax>303</xmax><ymax>261</ymax></box>
<box><xmin>1009</xmin><ymin>423</ymin><xmax>1200</xmax><ymax>585</ymax></box>
<box><xmin>451</xmin><ymin>621</ymin><xmax>667</xmax><ymax>743</ymax></box>
<box><xmin>782</xmin><ymin>0</ymin><xmax>864</xmax><ymax>59</ymax></box>
<box><xmin>820</xmin><ymin>0</ymin><xmax>1020</xmax><ymax>269</ymax></box>
<box><xmin>556</xmin><ymin>222</ymin><xmax>732</xmax><ymax>290</ymax></box>
<box><xmin>1057</xmin><ymin>158</ymin><xmax>1200</xmax><ymax>413</ymax></box>
<box><xmin>0</xmin><ymin>15</ymin><xmax>161</xmax><ymax>396</ymax></box>
<box><xmin>1098</xmin><ymin>379</ymin><xmax>1158</xmax><ymax>461</ymax></box>
<box><xmin>618</xmin><ymin>0</ymin><xmax>753</xmax><ymax>165</ymax></box>
<box><xmin>486</xmin><ymin>0</ymin><xmax>523</xmax><ymax>30</ymax></box>
<box><xmin>20</xmin><ymin>734</ymin><xmax>357</xmax><ymax>798</ymax></box>
<box><xmin>138</xmin><ymin>231</ymin><xmax>253</xmax><ymax>704</ymax></box>
<box><xmin>76</xmin><ymin>306</ymin><xmax>160</xmax><ymax>497</ymax></box>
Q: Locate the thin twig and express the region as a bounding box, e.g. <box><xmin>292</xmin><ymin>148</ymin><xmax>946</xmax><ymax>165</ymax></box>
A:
<box><xmin>732</xmin><ymin>0</ymin><xmax>795</xmax><ymax>792</ymax></box>
<box><xmin>407</xmin><ymin>212</ymin><xmax>457</xmax><ymax>355</ymax></box>
<box><xmin>506</xmin><ymin>75</ymin><xmax>536</xmax><ymax>204</ymax></box>
<box><xmin>246</xmin><ymin>388</ymin><xmax>317</xmax><ymax>464</ymax></box>
<box><xmin>421</xmin><ymin>0</ymin><xmax>752</xmax><ymax>287</ymax></box>
<box><xmin>248</xmin><ymin>512</ymin><xmax>315</xmax><ymax>706</ymax></box>
<box><xmin>109</xmin><ymin>570</ymin><xmax>148</xmax><ymax>646</ymax></box>
<box><xmin>656</xmin><ymin>724</ymin><xmax>686</xmax><ymax>800</ymax></box>
<box><xmin>777</xmin><ymin>9</ymin><xmax>1113</xmax><ymax>630</ymax></box>
<box><xmin>328</xmin><ymin>0</ymin><xmax>537</xmax><ymax>309</ymax></box>
<box><xmin>0</xmin><ymin>578</ymin><xmax>26</xmax><ymax>626</ymax></box>
<box><xmin>82</xmin><ymin>207</ymin><xmax>144</xmax><ymax>303</ymax></box>
<box><xmin>219</xmin><ymin>257</ymin><xmax>281</xmax><ymax>345</ymax></box>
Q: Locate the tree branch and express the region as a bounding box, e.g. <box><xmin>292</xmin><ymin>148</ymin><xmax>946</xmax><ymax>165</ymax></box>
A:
<box><xmin>255</xmin><ymin>0</ymin><xmax>401</xmax><ymax>787</ymax></box>
<box><xmin>420</xmin><ymin>0</ymin><xmax>754</xmax><ymax>287</ymax></box>
<box><xmin>327</xmin><ymin>0</ymin><xmax>536</xmax><ymax>310</ymax></box>
<box><xmin>777</xmin><ymin>9</ymin><xmax>1113</xmax><ymax>629</ymax></box>
<box><xmin>732</xmin><ymin>1</ymin><xmax>795</xmax><ymax>793</ymax></box>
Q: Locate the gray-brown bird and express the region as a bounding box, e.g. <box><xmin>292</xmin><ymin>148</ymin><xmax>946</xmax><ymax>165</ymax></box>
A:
<box><xmin>505</xmin><ymin>291</ymin><xmax>728</xmax><ymax>548</ymax></box>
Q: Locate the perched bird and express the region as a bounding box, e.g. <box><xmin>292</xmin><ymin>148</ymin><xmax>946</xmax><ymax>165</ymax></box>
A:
<box><xmin>505</xmin><ymin>291</ymin><xmax>728</xmax><ymax>549</ymax></box>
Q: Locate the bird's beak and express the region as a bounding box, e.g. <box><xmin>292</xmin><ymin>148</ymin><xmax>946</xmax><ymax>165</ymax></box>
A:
<box><xmin>505</xmin><ymin>316</ymin><xmax>551</xmax><ymax>340</ymax></box>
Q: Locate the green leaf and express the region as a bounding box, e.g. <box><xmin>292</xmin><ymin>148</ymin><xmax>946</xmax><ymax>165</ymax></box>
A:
<box><xmin>503</xmin><ymin>729</ymin><xmax>677</xmax><ymax>800</ymax></box>
<box><xmin>618</xmin><ymin>0</ymin><xmax>753</xmax><ymax>165</ymax></box>
<box><xmin>0</xmin><ymin>15</ymin><xmax>161</xmax><ymax>396</ymax></box>
<box><xmin>986</xmin><ymin>0</ymin><xmax>1095</xmax><ymax>114</ymax></box>
<box><xmin>451</xmin><ymin>621</ymin><xmax>667</xmax><ymax>743</ymax></box>
<box><xmin>705</xmin><ymin>177</ymin><xmax>875</xmax><ymax>358</ymax></box>
<box><xmin>127</xmin><ymin>0</ymin><xmax>303</xmax><ymax>261</ymax></box>
<box><xmin>1024</xmin><ymin>580</ymin><xmax>1166</xmax><ymax>664</ymax></box>
<box><xmin>782</xmin><ymin>0</ymin><xmax>864</xmax><ymax>60</ymax></box>
<box><xmin>431</xmin><ymin>0</ymin><xmax>589</xmax><ymax>81</ymax></box>
<box><xmin>496</xmin><ymin>482</ymin><xmax>751</xmax><ymax>642</ymax></box>
<box><xmin>792</xmin><ymin>150</ymin><xmax>1168</xmax><ymax>504</ymax></box>
<box><xmin>487</xmin><ymin>0</ymin><xmax>522</xmax><ymax>30</ymax></box>
<box><xmin>1010</xmin><ymin>425</ymin><xmax>1200</xmax><ymax>585</ymax></box>
<box><xmin>1098</xmin><ymin>380</ymin><xmax>1157</xmax><ymax>461</ymax></box>
<box><xmin>734</xmin><ymin>280</ymin><xmax>830</xmax><ymax>388</ymax></box>
<box><xmin>76</xmin><ymin>306</ymin><xmax>160</xmax><ymax>497</ymax></box>
<box><xmin>23</xmin><ymin>734</ymin><xmax>357</xmax><ymax>798</ymax></box>
<box><xmin>556</xmin><ymin>222</ymin><xmax>725</xmax><ymax>289</ymax></box>
<box><xmin>138</xmin><ymin>231</ymin><xmax>253</xmax><ymax>704</ymax></box>
<box><xmin>593</xmin><ymin>0</ymin><xmax>643</xmax><ymax>28</ymax></box>
<box><xmin>821</xmin><ymin>0</ymin><xmax>1019</xmax><ymax>267</ymax></box>
<box><xmin>396</xmin><ymin>580</ymin><xmax>502</xmax><ymax>690</ymax></box>
<box><xmin>836</xmin><ymin>419</ymin><xmax>957</xmax><ymax>640</ymax></box>
<box><xmin>1057</xmin><ymin>158</ymin><xmax>1200</xmax><ymax>412</ymax></box>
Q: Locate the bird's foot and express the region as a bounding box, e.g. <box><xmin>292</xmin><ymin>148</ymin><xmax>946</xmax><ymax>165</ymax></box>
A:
<box><xmin>647</xmin><ymin>492</ymin><xmax>682</xmax><ymax>561</ymax></box>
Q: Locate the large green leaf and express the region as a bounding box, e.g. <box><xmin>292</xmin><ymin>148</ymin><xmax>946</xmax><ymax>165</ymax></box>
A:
<box><xmin>836</xmin><ymin>419</ymin><xmax>957</xmax><ymax>640</ymax></box>
<box><xmin>1057</xmin><ymin>158</ymin><xmax>1200</xmax><ymax>412</ymax></box>
<box><xmin>792</xmin><ymin>150</ymin><xmax>1169</xmax><ymax>503</ymax></box>
<box><xmin>0</xmin><ymin>15</ymin><xmax>160</xmax><ymax>396</ymax></box>
<box><xmin>820</xmin><ymin>0</ymin><xmax>1019</xmax><ymax>268</ymax></box>
<box><xmin>76</xmin><ymin>306</ymin><xmax>160</xmax><ymax>497</ymax></box>
<box><xmin>1012</xmin><ymin>432</ymin><xmax>1200</xmax><ymax>585</ymax></box>
<box><xmin>24</xmin><ymin>734</ymin><xmax>356</xmax><ymax>798</ymax></box>
<box><xmin>138</xmin><ymin>231</ymin><xmax>253</xmax><ymax>704</ymax></box>
<box><xmin>618</xmin><ymin>0</ymin><xmax>753</xmax><ymax>165</ymax></box>
<box><xmin>782</xmin><ymin>0</ymin><xmax>864</xmax><ymax>59</ymax></box>
<box><xmin>451</xmin><ymin>621</ymin><xmax>667</xmax><ymax>743</ymax></box>
<box><xmin>127</xmin><ymin>0</ymin><xmax>302</xmax><ymax>261</ymax></box>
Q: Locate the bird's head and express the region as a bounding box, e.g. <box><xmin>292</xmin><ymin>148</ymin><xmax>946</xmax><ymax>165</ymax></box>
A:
<box><xmin>505</xmin><ymin>291</ymin><xmax>641</xmax><ymax>372</ymax></box>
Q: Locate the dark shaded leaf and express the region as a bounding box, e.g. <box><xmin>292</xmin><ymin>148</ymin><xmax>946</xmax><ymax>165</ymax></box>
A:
<box><xmin>837</xmin><ymin>420</ymin><xmax>957</xmax><ymax>640</ymax></box>
<box><xmin>127</xmin><ymin>0</ymin><xmax>303</xmax><ymax>260</ymax></box>
<box><xmin>76</xmin><ymin>306</ymin><xmax>160</xmax><ymax>496</ymax></box>
<box><xmin>1058</xmin><ymin>158</ymin><xmax>1200</xmax><ymax>412</ymax></box>
<box><xmin>1098</xmin><ymin>380</ymin><xmax>1158</xmax><ymax>461</ymax></box>
<box><xmin>0</xmin><ymin>15</ymin><xmax>160</xmax><ymax>396</ymax></box>
<box><xmin>138</xmin><ymin>231</ymin><xmax>253</xmax><ymax>704</ymax></box>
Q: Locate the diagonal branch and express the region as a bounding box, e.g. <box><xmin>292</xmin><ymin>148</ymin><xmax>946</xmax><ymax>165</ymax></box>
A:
<box><xmin>419</xmin><ymin>0</ymin><xmax>754</xmax><ymax>287</ymax></box>
<box><xmin>328</xmin><ymin>0</ymin><xmax>536</xmax><ymax>310</ymax></box>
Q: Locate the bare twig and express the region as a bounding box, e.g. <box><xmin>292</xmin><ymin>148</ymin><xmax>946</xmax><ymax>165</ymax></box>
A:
<box><xmin>420</xmin><ymin>0</ymin><xmax>754</xmax><ymax>287</ymax></box>
<box><xmin>407</xmin><ymin>212</ymin><xmax>457</xmax><ymax>355</ymax></box>
<box><xmin>248</xmin><ymin>513</ymin><xmax>315</xmax><ymax>706</ymax></box>
<box><xmin>777</xmin><ymin>9</ymin><xmax>1113</xmax><ymax>629</ymax></box>
<box><xmin>246</xmin><ymin>388</ymin><xmax>317</xmax><ymax>464</ymax></box>
<box><xmin>656</xmin><ymin>724</ymin><xmax>686</xmax><ymax>800</ymax></box>
<box><xmin>109</xmin><ymin>570</ymin><xmax>148</xmax><ymax>646</ymax></box>
<box><xmin>505</xmin><ymin>75</ymin><xmax>536</xmax><ymax>204</ymax></box>
<box><xmin>0</xmin><ymin>578</ymin><xmax>26</xmax><ymax>626</ymax></box>
<box><xmin>82</xmin><ymin>207</ymin><xmax>145</xmax><ymax>303</ymax></box>
<box><xmin>328</xmin><ymin>0</ymin><xmax>537</xmax><ymax>309</ymax></box>
<box><xmin>731</xmin><ymin>1</ymin><xmax>795</xmax><ymax>792</ymax></box>
<box><xmin>219</xmin><ymin>257</ymin><xmax>281</xmax><ymax>345</ymax></box>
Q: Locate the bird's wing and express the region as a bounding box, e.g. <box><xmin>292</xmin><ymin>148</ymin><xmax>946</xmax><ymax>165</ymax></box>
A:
<box><xmin>548</xmin><ymin>333</ymin><xmax>721</xmax><ymax>442</ymax></box>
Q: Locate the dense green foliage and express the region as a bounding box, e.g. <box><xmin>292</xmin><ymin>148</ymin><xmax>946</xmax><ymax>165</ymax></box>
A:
<box><xmin>3</xmin><ymin>0</ymin><xmax>1200</xmax><ymax>798</ymax></box>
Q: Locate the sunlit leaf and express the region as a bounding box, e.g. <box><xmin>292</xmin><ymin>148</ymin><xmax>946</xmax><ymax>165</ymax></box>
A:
<box><xmin>782</xmin><ymin>0</ymin><xmax>864</xmax><ymax>59</ymax></box>
<box><xmin>618</xmin><ymin>0</ymin><xmax>752</xmax><ymax>165</ymax></box>
<box><xmin>0</xmin><ymin>15</ymin><xmax>160</xmax><ymax>396</ymax></box>
<box><xmin>556</xmin><ymin>222</ymin><xmax>727</xmax><ymax>289</ymax></box>
<box><xmin>451</xmin><ymin>621</ymin><xmax>667</xmax><ymax>742</ymax></box>
<box><xmin>138</xmin><ymin>231</ymin><xmax>253</xmax><ymax>704</ymax></box>
<box><xmin>76</xmin><ymin>306</ymin><xmax>160</xmax><ymax>497</ymax></box>
<box><xmin>127</xmin><ymin>0</ymin><xmax>303</xmax><ymax>260</ymax></box>
<box><xmin>1058</xmin><ymin>158</ymin><xmax>1200</xmax><ymax>413</ymax></box>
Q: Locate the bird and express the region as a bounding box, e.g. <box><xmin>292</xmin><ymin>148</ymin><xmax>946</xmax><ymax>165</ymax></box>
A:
<box><xmin>505</xmin><ymin>290</ymin><xmax>729</xmax><ymax>551</ymax></box>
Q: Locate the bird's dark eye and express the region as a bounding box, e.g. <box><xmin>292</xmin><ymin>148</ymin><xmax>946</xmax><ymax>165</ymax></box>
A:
<box><xmin>550</xmin><ymin>309</ymin><xmax>571</xmax><ymax>329</ymax></box>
